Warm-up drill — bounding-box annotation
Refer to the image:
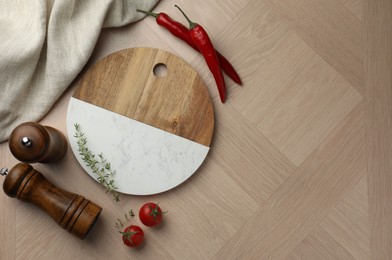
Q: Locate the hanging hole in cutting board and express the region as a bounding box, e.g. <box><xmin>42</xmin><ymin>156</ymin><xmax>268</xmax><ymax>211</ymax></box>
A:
<box><xmin>153</xmin><ymin>63</ymin><xmax>168</xmax><ymax>78</ymax></box>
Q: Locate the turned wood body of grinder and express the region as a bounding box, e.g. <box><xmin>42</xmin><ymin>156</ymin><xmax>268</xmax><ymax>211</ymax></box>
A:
<box><xmin>2</xmin><ymin>163</ymin><xmax>102</xmax><ymax>239</ymax></box>
<box><xmin>9</xmin><ymin>122</ymin><xmax>68</xmax><ymax>163</ymax></box>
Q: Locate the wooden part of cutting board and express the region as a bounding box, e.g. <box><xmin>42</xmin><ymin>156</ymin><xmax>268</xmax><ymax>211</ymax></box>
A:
<box><xmin>73</xmin><ymin>48</ymin><xmax>214</xmax><ymax>147</ymax></box>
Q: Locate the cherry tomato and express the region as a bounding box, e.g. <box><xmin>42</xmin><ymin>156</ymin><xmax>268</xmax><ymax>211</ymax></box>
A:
<box><xmin>119</xmin><ymin>225</ymin><xmax>144</xmax><ymax>248</ymax></box>
<box><xmin>139</xmin><ymin>202</ymin><xmax>165</xmax><ymax>227</ymax></box>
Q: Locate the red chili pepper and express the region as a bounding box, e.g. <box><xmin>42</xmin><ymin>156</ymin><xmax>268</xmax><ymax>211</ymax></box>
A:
<box><xmin>137</xmin><ymin>9</ymin><xmax>242</xmax><ymax>86</ymax></box>
<box><xmin>174</xmin><ymin>5</ymin><xmax>227</xmax><ymax>103</ymax></box>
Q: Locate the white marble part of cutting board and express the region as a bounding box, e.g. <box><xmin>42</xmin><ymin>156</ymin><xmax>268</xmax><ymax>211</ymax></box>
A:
<box><xmin>67</xmin><ymin>97</ymin><xmax>210</xmax><ymax>195</ymax></box>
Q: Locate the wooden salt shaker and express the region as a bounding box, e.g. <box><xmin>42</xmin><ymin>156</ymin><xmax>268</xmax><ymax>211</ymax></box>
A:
<box><xmin>1</xmin><ymin>163</ymin><xmax>102</xmax><ymax>239</ymax></box>
<box><xmin>9</xmin><ymin>122</ymin><xmax>68</xmax><ymax>163</ymax></box>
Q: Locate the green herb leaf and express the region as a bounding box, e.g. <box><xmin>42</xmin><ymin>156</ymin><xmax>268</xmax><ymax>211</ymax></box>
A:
<box><xmin>130</xmin><ymin>209</ymin><xmax>135</xmax><ymax>217</ymax></box>
<box><xmin>74</xmin><ymin>123</ymin><xmax>120</xmax><ymax>202</ymax></box>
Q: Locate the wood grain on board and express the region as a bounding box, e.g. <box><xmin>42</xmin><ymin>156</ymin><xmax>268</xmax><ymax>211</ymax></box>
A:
<box><xmin>73</xmin><ymin>47</ymin><xmax>214</xmax><ymax>147</ymax></box>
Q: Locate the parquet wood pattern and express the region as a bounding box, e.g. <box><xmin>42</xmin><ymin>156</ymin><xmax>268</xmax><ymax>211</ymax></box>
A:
<box><xmin>1</xmin><ymin>0</ymin><xmax>391</xmax><ymax>259</ymax></box>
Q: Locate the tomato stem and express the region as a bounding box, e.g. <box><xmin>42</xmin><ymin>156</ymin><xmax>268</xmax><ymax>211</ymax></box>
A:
<box><xmin>148</xmin><ymin>203</ymin><xmax>167</xmax><ymax>222</ymax></box>
<box><xmin>119</xmin><ymin>230</ymin><xmax>138</xmax><ymax>246</ymax></box>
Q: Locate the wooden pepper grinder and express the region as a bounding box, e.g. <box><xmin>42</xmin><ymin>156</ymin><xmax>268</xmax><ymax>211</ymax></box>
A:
<box><xmin>9</xmin><ymin>122</ymin><xmax>68</xmax><ymax>163</ymax></box>
<box><xmin>1</xmin><ymin>163</ymin><xmax>102</xmax><ymax>239</ymax></box>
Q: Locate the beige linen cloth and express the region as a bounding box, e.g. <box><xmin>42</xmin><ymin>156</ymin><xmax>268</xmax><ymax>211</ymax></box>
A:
<box><xmin>0</xmin><ymin>0</ymin><xmax>158</xmax><ymax>143</ymax></box>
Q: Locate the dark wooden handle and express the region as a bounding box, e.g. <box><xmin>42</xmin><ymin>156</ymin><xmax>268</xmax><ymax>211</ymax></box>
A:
<box><xmin>2</xmin><ymin>163</ymin><xmax>102</xmax><ymax>239</ymax></box>
<box><xmin>9</xmin><ymin>122</ymin><xmax>68</xmax><ymax>163</ymax></box>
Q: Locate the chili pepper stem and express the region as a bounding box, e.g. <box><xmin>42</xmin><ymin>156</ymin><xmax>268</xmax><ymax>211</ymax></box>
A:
<box><xmin>174</xmin><ymin>5</ymin><xmax>197</xmax><ymax>29</ymax></box>
<box><xmin>137</xmin><ymin>9</ymin><xmax>158</xmax><ymax>18</ymax></box>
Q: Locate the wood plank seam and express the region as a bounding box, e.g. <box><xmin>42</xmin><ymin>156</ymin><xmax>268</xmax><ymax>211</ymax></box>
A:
<box><xmin>264</xmin><ymin>0</ymin><xmax>364</xmax><ymax>95</ymax></box>
<box><xmin>287</xmin><ymin>175</ymin><xmax>367</xmax><ymax>259</ymax></box>
<box><xmin>214</xmin><ymin>101</ymin><xmax>366</xmax><ymax>259</ymax></box>
<box><xmin>365</xmin><ymin>0</ymin><xmax>392</xmax><ymax>258</ymax></box>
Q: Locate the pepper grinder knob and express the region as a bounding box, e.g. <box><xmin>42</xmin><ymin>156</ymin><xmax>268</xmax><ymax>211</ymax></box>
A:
<box><xmin>2</xmin><ymin>163</ymin><xmax>102</xmax><ymax>239</ymax></box>
<box><xmin>0</xmin><ymin>168</ymin><xmax>8</xmax><ymax>176</ymax></box>
<box><xmin>9</xmin><ymin>122</ymin><xmax>68</xmax><ymax>163</ymax></box>
<box><xmin>21</xmin><ymin>137</ymin><xmax>33</xmax><ymax>147</ymax></box>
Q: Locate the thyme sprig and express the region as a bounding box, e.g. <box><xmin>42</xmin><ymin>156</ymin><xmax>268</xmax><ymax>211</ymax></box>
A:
<box><xmin>115</xmin><ymin>209</ymin><xmax>135</xmax><ymax>229</ymax></box>
<box><xmin>74</xmin><ymin>123</ymin><xmax>120</xmax><ymax>202</ymax></box>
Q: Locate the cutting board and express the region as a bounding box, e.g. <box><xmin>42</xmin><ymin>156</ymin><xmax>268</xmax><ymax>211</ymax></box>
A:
<box><xmin>67</xmin><ymin>48</ymin><xmax>214</xmax><ymax>195</ymax></box>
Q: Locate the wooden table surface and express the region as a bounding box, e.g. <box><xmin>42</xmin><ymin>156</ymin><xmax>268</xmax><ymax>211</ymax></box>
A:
<box><xmin>1</xmin><ymin>0</ymin><xmax>391</xmax><ymax>259</ymax></box>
